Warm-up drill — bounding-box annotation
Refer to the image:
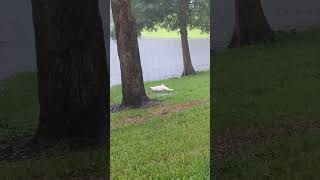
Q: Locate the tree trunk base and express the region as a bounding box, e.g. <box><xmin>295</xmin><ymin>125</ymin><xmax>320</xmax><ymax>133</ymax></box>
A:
<box><xmin>181</xmin><ymin>69</ymin><xmax>196</xmax><ymax>77</ymax></box>
<box><xmin>121</xmin><ymin>95</ymin><xmax>150</xmax><ymax>108</ymax></box>
<box><xmin>112</xmin><ymin>98</ymin><xmax>161</xmax><ymax>112</ymax></box>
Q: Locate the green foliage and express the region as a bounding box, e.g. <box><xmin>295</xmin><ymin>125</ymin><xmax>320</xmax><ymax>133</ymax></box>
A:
<box><xmin>110</xmin><ymin>0</ymin><xmax>209</xmax><ymax>39</ymax></box>
<box><xmin>133</xmin><ymin>0</ymin><xmax>209</xmax><ymax>34</ymax></box>
<box><xmin>140</xmin><ymin>28</ymin><xmax>209</xmax><ymax>38</ymax></box>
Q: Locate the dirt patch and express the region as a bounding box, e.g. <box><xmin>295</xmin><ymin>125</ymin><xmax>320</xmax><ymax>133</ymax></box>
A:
<box><xmin>111</xmin><ymin>99</ymin><xmax>209</xmax><ymax>129</ymax></box>
<box><xmin>153</xmin><ymin>99</ymin><xmax>209</xmax><ymax>116</ymax></box>
<box><xmin>110</xmin><ymin>99</ymin><xmax>161</xmax><ymax>113</ymax></box>
<box><xmin>111</xmin><ymin>116</ymin><xmax>145</xmax><ymax>129</ymax></box>
<box><xmin>214</xmin><ymin>118</ymin><xmax>320</xmax><ymax>159</ymax></box>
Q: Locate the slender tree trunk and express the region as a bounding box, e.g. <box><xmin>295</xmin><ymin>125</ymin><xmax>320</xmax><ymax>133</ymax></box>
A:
<box><xmin>31</xmin><ymin>0</ymin><xmax>108</xmax><ymax>144</ymax></box>
<box><xmin>111</xmin><ymin>0</ymin><xmax>149</xmax><ymax>107</ymax></box>
<box><xmin>228</xmin><ymin>0</ymin><xmax>274</xmax><ymax>48</ymax></box>
<box><xmin>179</xmin><ymin>0</ymin><xmax>196</xmax><ymax>76</ymax></box>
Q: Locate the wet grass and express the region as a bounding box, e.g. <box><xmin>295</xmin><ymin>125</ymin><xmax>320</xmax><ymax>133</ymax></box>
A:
<box><xmin>212</xmin><ymin>29</ymin><xmax>320</xmax><ymax>179</ymax></box>
<box><xmin>141</xmin><ymin>28</ymin><xmax>209</xmax><ymax>39</ymax></box>
<box><xmin>0</xmin><ymin>73</ymin><xmax>107</xmax><ymax>179</ymax></box>
<box><xmin>0</xmin><ymin>73</ymin><xmax>39</xmax><ymax>138</ymax></box>
<box><xmin>110</xmin><ymin>71</ymin><xmax>210</xmax><ymax>178</ymax></box>
<box><xmin>0</xmin><ymin>71</ymin><xmax>210</xmax><ymax>179</ymax></box>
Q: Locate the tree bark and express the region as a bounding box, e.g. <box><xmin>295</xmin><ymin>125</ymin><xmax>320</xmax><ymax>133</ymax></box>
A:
<box><xmin>111</xmin><ymin>0</ymin><xmax>149</xmax><ymax>107</ymax></box>
<box><xmin>179</xmin><ymin>0</ymin><xmax>196</xmax><ymax>76</ymax></box>
<box><xmin>31</xmin><ymin>0</ymin><xmax>108</xmax><ymax>144</ymax></box>
<box><xmin>228</xmin><ymin>0</ymin><xmax>274</xmax><ymax>48</ymax></box>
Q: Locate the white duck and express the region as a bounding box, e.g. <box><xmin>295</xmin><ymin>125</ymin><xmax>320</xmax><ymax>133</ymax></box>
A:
<box><xmin>150</xmin><ymin>84</ymin><xmax>174</xmax><ymax>92</ymax></box>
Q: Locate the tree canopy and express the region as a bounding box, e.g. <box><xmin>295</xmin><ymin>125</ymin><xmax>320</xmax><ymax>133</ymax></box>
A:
<box><xmin>110</xmin><ymin>0</ymin><xmax>210</xmax><ymax>38</ymax></box>
<box><xmin>133</xmin><ymin>0</ymin><xmax>210</xmax><ymax>34</ymax></box>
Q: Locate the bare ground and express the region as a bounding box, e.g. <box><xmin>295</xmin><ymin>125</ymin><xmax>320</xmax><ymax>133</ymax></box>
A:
<box><xmin>111</xmin><ymin>99</ymin><xmax>209</xmax><ymax>129</ymax></box>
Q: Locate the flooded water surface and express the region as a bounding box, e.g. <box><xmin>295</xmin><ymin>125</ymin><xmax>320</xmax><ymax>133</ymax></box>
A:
<box><xmin>111</xmin><ymin>38</ymin><xmax>210</xmax><ymax>86</ymax></box>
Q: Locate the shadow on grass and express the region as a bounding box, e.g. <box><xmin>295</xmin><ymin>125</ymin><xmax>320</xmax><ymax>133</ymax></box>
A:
<box><xmin>0</xmin><ymin>136</ymin><xmax>104</xmax><ymax>162</ymax></box>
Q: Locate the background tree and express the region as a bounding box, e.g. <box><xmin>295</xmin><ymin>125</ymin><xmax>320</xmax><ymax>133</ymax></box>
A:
<box><xmin>110</xmin><ymin>8</ymin><xmax>116</xmax><ymax>39</ymax></box>
<box><xmin>31</xmin><ymin>0</ymin><xmax>108</xmax><ymax>144</ymax></box>
<box><xmin>228</xmin><ymin>0</ymin><xmax>274</xmax><ymax>48</ymax></box>
<box><xmin>110</xmin><ymin>6</ymin><xmax>142</xmax><ymax>39</ymax></box>
<box><xmin>111</xmin><ymin>0</ymin><xmax>149</xmax><ymax>107</ymax></box>
<box><xmin>133</xmin><ymin>0</ymin><xmax>210</xmax><ymax>76</ymax></box>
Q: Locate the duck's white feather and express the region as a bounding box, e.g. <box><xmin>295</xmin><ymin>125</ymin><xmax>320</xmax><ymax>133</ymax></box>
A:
<box><xmin>150</xmin><ymin>84</ymin><xmax>173</xmax><ymax>92</ymax></box>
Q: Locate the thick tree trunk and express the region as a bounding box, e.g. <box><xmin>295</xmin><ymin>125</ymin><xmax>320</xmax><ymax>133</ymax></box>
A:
<box><xmin>228</xmin><ymin>0</ymin><xmax>274</xmax><ymax>48</ymax></box>
<box><xmin>111</xmin><ymin>0</ymin><xmax>149</xmax><ymax>107</ymax></box>
<box><xmin>179</xmin><ymin>0</ymin><xmax>196</xmax><ymax>76</ymax></box>
<box><xmin>31</xmin><ymin>0</ymin><xmax>108</xmax><ymax>144</ymax></box>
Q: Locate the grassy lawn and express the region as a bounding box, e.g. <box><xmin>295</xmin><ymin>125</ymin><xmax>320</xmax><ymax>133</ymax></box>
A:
<box><xmin>141</xmin><ymin>28</ymin><xmax>209</xmax><ymax>39</ymax></box>
<box><xmin>0</xmin><ymin>73</ymin><xmax>107</xmax><ymax>179</ymax></box>
<box><xmin>213</xmin><ymin>29</ymin><xmax>320</xmax><ymax>179</ymax></box>
<box><xmin>110</xmin><ymin>71</ymin><xmax>210</xmax><ymax>178</ymax></box>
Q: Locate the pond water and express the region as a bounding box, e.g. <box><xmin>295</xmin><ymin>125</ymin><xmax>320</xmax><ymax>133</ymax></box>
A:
<box><xmin>0</xmin><ymin>38</ymin><xmax>210</xmax><ymax>84</ymax></box>
<box><xmin>111</xmin><ymin>38</ymin><xmax>210</xmax><ymax>86</ymax></box>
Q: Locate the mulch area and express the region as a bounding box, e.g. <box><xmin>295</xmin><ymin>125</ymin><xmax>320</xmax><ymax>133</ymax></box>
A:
<box><xmin>110</xmin><ymin>99</ymin><xmax>162</xmax><ymax>113</ymax></box>
<box><xmin>214</xmin><ymin>118</ymin><xmax>320</xmax><ymax>159</ymax></box>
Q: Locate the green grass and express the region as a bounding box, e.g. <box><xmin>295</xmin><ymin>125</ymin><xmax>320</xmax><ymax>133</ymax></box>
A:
<box><xmin>0</xmin><ymin>71</ymin><xmax>210</xmax><ymax>179</ymax></box>
<box><xmin>0</xmin><ymin>73</ymin><xmax>107</xmax><ymax>179</ymax></box>
<box><xmin>213</xmin><ymin>29</ymin><xmax>320</xmax><ymax>179</ymax></box>
<box><xmin>111</xmin><ymin>71</ymin><xmax>210</xmax><ymax>105</ymax></box>
<box><xmin>217</xmin><ymin>130</ymin><xmax>320</xmax><ymax>180</ymax></box>
<box><xmin>0</xmin><ymin>73</ymin><xmax>39</xmax><ymax>138</ymax></box>
<box><xmin>141</xmin><ymin>28</ymin><xmax>209</xmax><ymax>39</ymax></box>
<box><xmin>111</xmin><ymin>71</ymin><xmax>210</xmax><ymax>178</ymax></box>
<box><xmin>0</xmin><ymin>149</ymin><xmax>107</xmax><ymax>179</ymax></box>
